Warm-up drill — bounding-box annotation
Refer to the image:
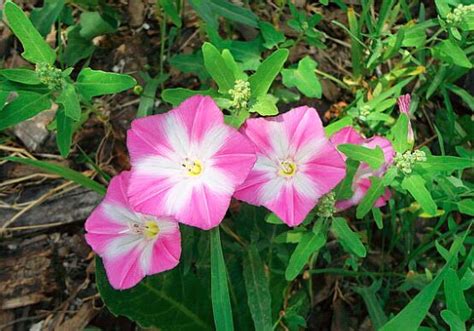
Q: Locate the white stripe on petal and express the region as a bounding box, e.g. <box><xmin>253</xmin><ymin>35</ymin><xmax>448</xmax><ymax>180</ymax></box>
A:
<box><xmin>105</xmin><ymin>234</ymin><xmax>144</xmax><ymax>259</ymax></box>
<box><xmin>295</xmin><ymin>138</ymin><xmax>324</xmax><ymax>165</ymax></box>
<box><xmin>201</xmin><ymin>165</ymin><xmax>234</xmax><ymax>195</ymax></box>
<box><xmin>135</xmin><ymin>155</ymin><xmax>183</xmax><ymax>179</ymax></box>
<box><xmin>293</xmin><ymin>173</ymin><xmax>319</xmax><ymax>199</ymax></box>
<box><xmin>259</xmin><ymin>176</ymin><xmax>285</xmax><ymax>202</ymax></box>
<box><xmin>164</xmin><ymin>179</ymin><xmax>194</xmax><ymax>214</ymax></box>
<box><xmin>268</xmin><ymin>122</ymin><xmax>290</xmax><ymax>160</ymax></box>
<box><xmin>253</xmin><ymin>154</ymin><xmax>279</xmax><ymax>174</ymax></box>
<box><xmin>164</xmin><ymin>113</ymin><xmax>190</xmax><ymax>157</ymax></box>
<box><xmin>195</xmin><ymin>125</ymin><xmax>229</xmax><ymax>160</ymax></box>
<box><xmin>139</xmin><ymin>240</ymin><xmax>155</xmax><ymax>274</ymax></box>
<box><xmin>103</xmin><ymin>204</ymin><xmax>137</xmax><ymax>226</ymax></box>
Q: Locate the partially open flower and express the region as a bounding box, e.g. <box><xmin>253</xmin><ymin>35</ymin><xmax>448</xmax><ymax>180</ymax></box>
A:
<box><xmin>331</xmin><ymin>127</ymin><xmax>394</xmax><ymax>211</ymax></box>
<box><xmin>127</xmin><ymin>95</ymin><xmax>256</xmax><ymax>230</ymax></box>
<box><xmin>85</xmin><ymin>171</ymin><xmax>181</xmax><ymax>290</ymax></box>
<box><xmin>397</xmin><ymin>94</ymin><xmax>414</xmax><ymax>146</ymax></box>
<box><xmin>234</xmin><ymin>106</ymin><xmax>346</xmax><ymax>227</ymax></box>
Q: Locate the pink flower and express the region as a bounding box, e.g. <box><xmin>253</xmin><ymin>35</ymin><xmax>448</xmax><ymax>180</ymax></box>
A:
<box><xmin>397</xmin><ymin>94</ymin><xmax>414</xmax><ymax>145</ymax></box>
<box><xmin>126</xmin><ymin>96</ymin><xmax>256</xmax><ymax>230</ymax></box>
<box><xmin>85</xmin><ymin>171</ymin><xmax>181</xmax><ymax>290</ymax></box>
<box><xmin>330</xmin><ymin>127</ymin><xmax>394</xmax><ymax>211</ymax></box>
<box><xmin>234</xmin><ymin>106</ymin><xmax>346</xmax><ymax>227</ymax></box>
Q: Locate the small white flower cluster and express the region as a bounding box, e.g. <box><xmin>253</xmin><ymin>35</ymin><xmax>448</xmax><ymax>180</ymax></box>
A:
<box><xmin>316</xmin><ymin>191</ymin><xmax>336</xmax><ymax>218</ymax></box>
<box><xmin>446</xmin><ymin>4</ymin><xmax>474</xmax><ymax>26</ymax></box>
<box><xmin>394</xmin><ymin>150</ymin><xmax>427</xmax><ymax>175</ymax></box>
<box><xmin>35</xmin><ymin>63</ymin><xmax>64</xmax><ymax>90</ymax></box>
<box><xmin>228</xmin><ymin>79</ymin><xmax>251</xmax><ymax>110</ymax></box>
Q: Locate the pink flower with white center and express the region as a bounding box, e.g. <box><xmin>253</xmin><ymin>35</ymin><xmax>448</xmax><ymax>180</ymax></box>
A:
<box><xmin>85</xmin><ymin>171</ymin><xmax>181</xmax><ymax>290</ymax></box>
<box><xmin>398</xmin><ymin>94</ymin><xmax>414</xmax><ymax>145</ymax></box>
<box><xmin>126</xmin><ymin>95</ymin><xmax>256</xmax><ymax>230</ymax></box>
<box><xmin>330</xmin><ymin>127</ymin><xmax>394</xmax><ymax>211</ymax></box>
<box><xmin>234</xmin><ymin>106</ymin><xmax>346</xmax><ymax>227</ymax></box>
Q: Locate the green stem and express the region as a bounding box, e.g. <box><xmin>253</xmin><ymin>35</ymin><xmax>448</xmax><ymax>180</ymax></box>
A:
<box><xmin>314</xmin><ymin>69</ymin><xmax>350</xmax><ymax>90</ymax></box>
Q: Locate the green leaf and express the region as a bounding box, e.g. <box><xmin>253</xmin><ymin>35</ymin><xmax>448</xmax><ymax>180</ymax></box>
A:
<box><xmin>202</xmin><ymin>42</ymin><xmax>235</xmax><ymax>94</ymax></box>
<box><xmin>458</xmin><ymin>199</ymin><xmax>474</xmax><ymax>216</ymax></box>
<box><xmin>210</xmin><ymin>227</ymin><xmax>234</xmax><ymax>331</ymax></box>
<box><xmin>159</xmin><ymin>0</ymin><xmax>182</xmax><ymax>27</ymax></box>
<box><xmin>432</xmin><ymin>40</ymin><xmax>472</xmax><ymax>69</ymax></box>
<box><xmin>0</xmin><ymin>68</ymin><xmax>41</xmax><ymax>85</ymax></box>
<box><xmin>56</xmin><ymin>106</ymin><xmax>74</xmax><ymax>157</ymax></box>
<box><xmin>31</xmin><ymin>0</ymin><xmax>65</xmax><ymax>36</ymax></box>
<box><xmin>0</xmin><ymin>92</ymin><xmax>51</xmax><ymax>130</ymax></box>
<box><xmin>347</xmin><ymin>7</ymin><xmax>362</xmax><ymax>78</ymax></box>
<box><xmin>61</xmin><ymin>26</ymin><xmax>95</xmax><ymax>66</ymax></box>
<box><xmin>249</xmin><ymin>94</ymin><xmax>278</xmax><ymax>116</ymax></box>
<box><xmin>335</xmin><ymin>159</ymin><xmax>360</xmax><ymax>200</ymax></box>
<box><xmin>446</xmin><ymin>84</ymin><xmax>474</xmax><ymax>111</ymax></box>
<box><xmin>249</xmin><ymin>49</ymin><xmax>289</xmax><ymax>99</ymax></box>
<box><xmin>4</xmin><ymin>156</ymin><xmax>106</xmax><ymax>195</ymax></box>
<box><xmin>419</xmin><ymin>156</ymin><xmax>473</xmax><ymax>173</ymax></box>
<box><xmin>281</xmin><ymin>56</ymin><xmax>322</xmax><ymax>98</ymax></box>
<box><xmin>221</xmin><ymin>50</ymin><xmax>246</xmax><ymax>81</ymax></box>
<box><xmin>56</xmin><ymin>83</ymin><xmax>81</xmax><ymax>121</ymax></box>
<box><xmin>325</xmin><ymin>117</ymin><xmax>353</xmax><ymax>137</ymax></box>
<box><xmin>136</xmin><ymin>75</ymin><xmax>168</xmax><ymax>118</ymax></box>
<box><xmin>243</xmin><ymin>244</ymin><xmax>272</xmax><ymax>331</ymax></box>
<box><xmin>259</xmin><ymin>21</ymin><xmax>285</xmax><ymax>49</ymax></box>
<box><xmin>4</xmin><ymin>2</ymin><xmax>56</xmax><ymax>64</ymax></box>
<box><xmin>356</xmin><ymin>176</ymin><xmax>386</xmax><ymax>219</ymax></box>
<box><xmin>285</xmin><ymin>226</ymin><xmax>326</xmax><ymax>281</ymax></box>
<box><xmin>391</xmin><ymin>114</ymin><xmax>410</xmax><ymax>153</ymax></box>
<box><xmin>434</xmin><ymin>0</ymin><xmax>450</xmax><ymax>17</ymax></box>
<box><xmin>440</xmin><ymin>310</ymin><xmax>466</xmax><ymax>331</ymax></box>
<box><xmin>76</xmin><ymin>68</ymin><xmax>137</xmax><ymax>101</ymax></box>
<box><xmin>337</xmin><ymin>144</ymin><xmax>385</xmax><ymax>170</ymax></box>
<box><xmin>207</xmin><ymin>0</ymin><xmax>259</xmax><ymax>28</ymax></box>
<box><xmin>401</xmin><ymin>175</ymin><xmax>437</xmax><ymax>216</ymax></box>
<box><xmin>170</xmin><ymin>51</ymin><xmax>209</xmax><ymax>81</ymax></box>
<box><xmin>265</xmin><ymin>213</ymin><xmax>284</xmax><ymax>224</ymax></box>
<box><xmin>161</xmin><ymin>88</ymin><xmax>218</xmax><ymax>107</ymax></box>
<box><xmin>380</xmin><ymin>237</ymin><xmax>466</xmax><ymax>331</ymax></box>
<box><xmin>79</xmin><ymin>11</ymin><xmax>117</xmax><ymax>39</ymax></box>
<box><xmin>372</xmin><ymin>208</ymin><xmax>383</xmax><ymax>229</ymax></box>
<box><xmin>354</xmin><ymin>281</ymin><xmax>388</xmax><ymax>330</ymax></box>
<box><xmin>96</xmin><ymin>257</ymin><xmax>212</xmax><ymax>330</ymax></box>
<box><xmin>224</xmin><ymin>110</ymin><xmax>249</xmax><ymax>129</ymax></box>
<box><xmin>331</xmin><ymin>217</ymin><xmax>367</xmax><ymax>258</ymax></box>
<box><xmin>444</xmin><ymin>268</ymin><xmax>472</xmax><ymax>321</ymax></box>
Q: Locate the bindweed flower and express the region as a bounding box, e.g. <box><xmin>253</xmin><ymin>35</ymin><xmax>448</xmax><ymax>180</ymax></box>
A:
<box><xmin>397</xmin><ymin>94</ymin><xmax>414</xmax><ymax>146</ymax></box>
<box><xmin>85</xmin><ymin>171</ymin><xmax>181</xmax><ymax>290</ymax></box>
<box><xmin>127</xmin><ymin>95</ymin><xmax>256</xmax><ymax>230</ymax></box>
<box><xmin>234</xmin><ymin>106</ymin><xmax>346</xmax><ymax>227</ymax></box>
<box><xmin>331</xmin><ymin>127</ymin><xmax>394</xmax><ymax>211</ymax></box>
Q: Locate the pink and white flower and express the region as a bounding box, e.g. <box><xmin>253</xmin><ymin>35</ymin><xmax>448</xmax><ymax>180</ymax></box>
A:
<box><xmin>330</xmin><ymin>127</ymin><xmax>394</xmax><ymax>211</ymax></box>
<box><xmin>85</xmin><ymin>171</ymin><xmax>181</xmax><ymax>290</ymax></box>
<box><xmin>127</xmin><ymin>95</ymin><xmax>256</xmax><ymax>230</ymax></box>
<box><xmin>397</xmin><ymin>94</ymin><xmax>414</xmax><ymax>145</ymax></box>
<box><xmin>234</xmin><ymin>106</ymin><xmax>346</xmax><ymax>227</ymax></box>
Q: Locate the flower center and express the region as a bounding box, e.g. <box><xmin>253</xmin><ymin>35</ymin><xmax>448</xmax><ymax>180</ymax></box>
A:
<box><xmin>279</xmin><ymin>160</ymin><xmax>297</xmax><ymax>177</ymax></box>
<box><xmin>129</xmin><ymin>220</ymin><xmax>160</xmax><ymax>239</ymax></box>
<box><xmin>182</xmin><ymin>158</ymin><xmax>203</xmax><ymax>176</ymax></box>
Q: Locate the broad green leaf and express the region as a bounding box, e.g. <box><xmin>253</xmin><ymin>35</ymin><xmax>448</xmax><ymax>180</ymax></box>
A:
<box><xmin>4</xmin><ymin>2</ymin><xmax>56</xmax><ymax>64</ymax></box>
<box><xmin>444</xmin><ymin>268</ymin><xmax>472</xmax><ymax>321</ymax></box>
<box><xmin>0</xmin><ymin>69</ymin><xmax>41</xmax><ymax>85</ymax></box>
<box><xmin>249</xmin><ymin>49</ymin><xmax>289</xmax><ymax>99</ymax></box>
<box><xmin>281</xmin><ymin>56</ymin><xmax>322</xmax><ymax>98</ymax></box>
<box><xmin>159</xmin><ymin>0</ymin><xmax>182</xmax><ymax>27</ymax></box>
<box><xmin>170</xmin><ymin>51</ymin><xmax>209</xmax><ymax>81</ymax></box>
<box><xmin>380</xmin><ymin>237</ymin><xmax>466</xmax><ymax>331</ymax></box>
<box><xmin>207</xmin><ymin>0</ymin><xmax>259</xmax><ymax>28</ymax></box>
<box><xmin>401</xmin><ymin>175</ymin><xmax>437</xmax><ymax>215</ymax></box>
<box><xmin>446</xmin><ymin>84</ymin><xmax>474</xmax><ymax>111</ymax></box>
<box><xmin>372</xmin><ymin>207</ymin><xmax>383</xmax><ymax>229</ymax></box>
<box><xmin>335</xmin><ymin>159</ymin><xmax>360</xmax><ymax>200</ymax></box>
<box><xmin>419</xmin><ymin>156</ymin><xmax>473</xmax><ymax>173</ymax></box>
<box><xmin>136</xmin><ymin>74</ymin><xmax>168</xmax><ymax>118</ymax></box>
<box><xmin>347</xmin><ymin>7</ymin><xmax>362</xmax><ymax>78</ymax></box>
<box><xmin>243</xmin><ymin>244</ymin><xmax>272</xmax><ymax>331</ymax></box>
<box><xmin>458</xmin><ymin>199</ymin><xmax>474</xmax><ymax>216</ymax></box>
<box><xmin>285</xmin><ymin>226</ymin><xmax>326</xmax><ymax>281</ymax></box>
<box><xmin>432</xmin><ymin>40</ymin><xmax>472</xmax><ymax>69</ymax></box>
<box><xmin>391</xmin><ymin>114</ymin><xmax>409</xmax><ymax>153</ymax></box>
<box><xmin>249</xmin><ymin>94</ymin><xmax>278</xmax><ymax>116</ymax></box>
<box><xmin>224</xmin><ymin>110</ymin><xmax>249</xmax><ymax>129</ymax></box>
<box><xmin>96</xmin><ymin>258</ymin><xmax>212</xmax><ymax>330</ymax></box>
<box><xmin>221</xmin><ymin>50</ymin><xmax>246</xmax><ymax>81</ymax></box>
<box><xmin>331</xmin><ymin>217</ymin><xmax>367</xmax><ymax>257</ymax></box>
<box><xmin>0</xmin><ymin>92</ymin><xmax>51</xmax><ymax>130</ymax></box>
<box><xmin>210</xmin><ymin>227</ymin><xmax>234</xmax><ymax>331</ymax></box>
<box><xmin>440</xmin><ymin>310</ymin><xmax>466</xmax><ymax>331</ymax></box>
<box><xmin>259</xmin><ymin>21</ymin><xmax>285</xmax><ymax>49</ymax></box>
<box><xmin>56</xmin><ymin>106</ymin><xmax>74</xmax><ymax>157</ymax></box>
<box><xmin>76</xmin><ymin>68</ymin><xmax>137</xmax><ymax>101</ymax></box>
<box><xmin>31</xmin><ymin>0</ymin><xmax>65</xmax><ymax>36</ymax></box>
<box><xmin>325</xmin><ymin>117</ymin><xmax>353</xmax><ymax>137</ymax></box>
<box><xmin>57</xmin><ymin>83</ymin><xmax>81</xmax><ymax>121</ymax></box>
<box><xmin>5</xmin><ymin>156</ymin><xmax>106</xmax><ymax>195</ymax></box>
<box><xmin>356</xmin><ymin>176</ymin><xmax>386</xmax><ymax>219</ymax></box>
<box><xmin>434</xmin><ymin>0</ymin><xmax>450</xmax><ymax>17</ymax></box>
<box><xmin>162</xmin><ymin>88</ymin><xmax>218</xmax><ymax>107</ymax></box>
<box><xmin>354</xmin><ymin>281</ymin><xmax>387</xmax><ymax>330</ymax></box>
<box><xmin>61</xmin><ymin>26</ymin><xmax>95</xmax><ymax>66</ymax></box>
<box><xmin>202</xmin><ymin>42</ymin><xmax>235</xmax><ymax>94</ymax></box>
<box><xmin>265</xmin><ymin>213</ymin><xmax>284</xmax><ymax>224</ymax></box>
<box><xmin>79</xmin><ymin>11</ymin><xmax>117</xmax><ymax>39</ymax></box>
<box><xmin>337</xmin><ymin>144</ymin><xmax>385</xmax><ymax>170</ymax></box>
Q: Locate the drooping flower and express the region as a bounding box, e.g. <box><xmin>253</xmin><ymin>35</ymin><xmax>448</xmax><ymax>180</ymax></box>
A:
<box><xmin>330</xmin><ymin>127</ymin><xmax>394</xmax><ymax>211</ymax></box>
<box><xmin>397</xmin><ymin>94</ymin><xmax>414</xmax><ymax>146</ymax></box>
<box><xmin>127</xmin><ymin>95</ymin><xmax>256</xmax><ymax>230</ymax></box>
<box><xmin>85</xmin><ymin>171</ymin><xmax>181</xmax><ymax>290</ymax></box>
<box><xmin>234</xmin><ymin>106</ymin><xmax>346</xmax><ymax>227</ymax></box>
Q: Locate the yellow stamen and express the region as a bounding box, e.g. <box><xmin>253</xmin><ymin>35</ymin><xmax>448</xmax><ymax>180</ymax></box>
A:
<box><xmin>182</xmin><ymin>158</ymin><xmax>203</xmax><ymax>176</ymax></box>
<box><xmin>279</xmin><ymin>160</ymin><xmax>297</xmax><ymax>177</ymax></box>
<box><xmin>144</xmin><ymin>221</ymin><xmax>160</xmax><ymax>239</ymax></box>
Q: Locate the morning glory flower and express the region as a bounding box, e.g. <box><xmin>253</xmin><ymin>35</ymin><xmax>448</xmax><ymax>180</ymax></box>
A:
<box><xmin>85</xmin><ymin>171</ymin><xmax>181</xmax><ymax>290</ymax></box>
<box><xmin>330</xmin><ymin>126</ymin><xmax>394</xmax><ymax>210</ymax></box>
<box><xmin>397</xmin><ymin>94</ymin><xmax>414</xmax><ymax>145</ymax></box>
<box><xmin>127</xmin><ymin>95</ymin><xmax>256</xmax><ymax>230</ymax></box>
<box><xmin>234</xmin><ymin>106</ymin><xmax>346</xmax><ymax>227</ymax></box>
